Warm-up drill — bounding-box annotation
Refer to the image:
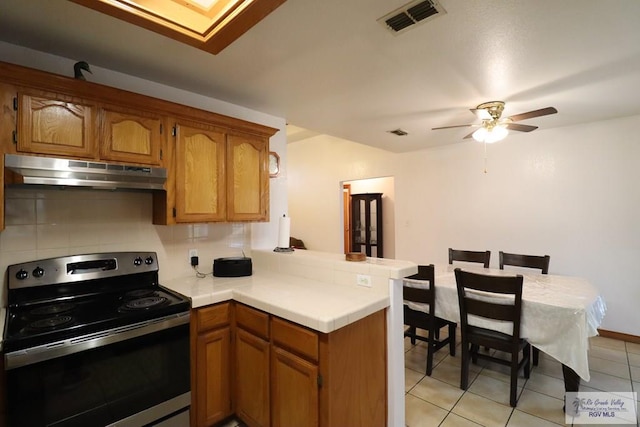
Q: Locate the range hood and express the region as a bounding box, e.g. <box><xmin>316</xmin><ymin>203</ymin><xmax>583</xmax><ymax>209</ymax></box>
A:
<box><xmin>4</xmin><ymin>154</ymin><xmax>167</xmax><ymax>191</ymax></box>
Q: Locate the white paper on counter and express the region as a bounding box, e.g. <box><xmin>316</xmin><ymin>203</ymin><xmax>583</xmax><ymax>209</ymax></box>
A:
<box><xmin>277</xmin><ymin>215</ymin><xmax>291</xmax><ymax>248</ymax></box>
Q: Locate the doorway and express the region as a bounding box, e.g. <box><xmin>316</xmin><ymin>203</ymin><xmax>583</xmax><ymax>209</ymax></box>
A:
<box><xmin>342</xmin><ymin>177</ymin><xmax>395</xmax><ymax>259</ymax></box>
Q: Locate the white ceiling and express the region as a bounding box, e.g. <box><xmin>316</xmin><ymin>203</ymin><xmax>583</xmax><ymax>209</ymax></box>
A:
<box><xmin>1</xmin><ymin>0</ymin><xmax>639</xmax><ymax>153</ymax></box>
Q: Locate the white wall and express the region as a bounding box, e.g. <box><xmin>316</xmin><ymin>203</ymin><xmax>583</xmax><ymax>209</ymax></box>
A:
<box><xmin>347</xmin><ymin>177</ymin><xmax>395</xmax><ymax>259</ymax></box>
<box><xmin>288</xmin><ymin>115</ymin><xmax>640</xmax><ymax>336</ymax></box>
<box><xmin>0</xmin><ymin>42</ymin><xmax>288</xmax><ymax>303</ymax></box>
<box><xmin>287</xmin><ymin>134</ymin><xmax>396</xmax><ymax>253</ymax></box>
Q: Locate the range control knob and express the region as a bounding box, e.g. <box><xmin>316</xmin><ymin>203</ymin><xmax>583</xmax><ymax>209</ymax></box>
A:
<box><xmin>16</xmin><ymin>269</ymin><xmax>28</xmax><ymax>280</ymax></box>
<box><xmin>134</xmin><ymin>257</ymin><xmax>143</xmax><ymax>266</ymax></box>
<box><xmin>32</xmin><ymin>267</ymin><xmax>45</xmax><ymax>278</ymax></box>
<box><xmin>145</xmin><ymin>256</ymin><xmax>154</xmax><ymax>265</ymax></box>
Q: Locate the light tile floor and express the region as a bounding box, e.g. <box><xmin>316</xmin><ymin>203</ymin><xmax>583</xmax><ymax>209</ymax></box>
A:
<box><xmin>405</xmin><ymin>334</ymin><xmax>640</xmax><ymax>426</ymax></box>
<box><xmin>213</xmin><ymin>335</ymin><xmax>640</xmax><ymax>427</ymax></box>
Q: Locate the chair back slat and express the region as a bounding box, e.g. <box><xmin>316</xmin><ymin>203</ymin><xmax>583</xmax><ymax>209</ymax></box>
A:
<box><xmin>403</xmin><ymin>286</ymin><xmax>431</xmax><ymax>304</ymax></box>
<box><xmin>454</xmin><ymin>268</ymin><xmax>524</xmax><ymax>338</ymax></box>
<box><xmin>449</xmin><ymin>248</ymin><xmax>491</xmax><ymax>268</ymax></box>
<box><xmin>499</xmin><ymin>251</ymin><xmax>550</xmax><ymax>274</ymax></box>
<box><xmin>465</xmin><ymin>297</ymin><xmax>517</xmax><ymax>322</ymax></box>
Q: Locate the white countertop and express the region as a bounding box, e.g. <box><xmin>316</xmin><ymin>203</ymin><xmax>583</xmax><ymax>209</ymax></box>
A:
<box><xmin>162</xmin><ymin>249</ymin><xmax>418</xmax><ymax>333</ymax></box>
<box><xmin>163</xmin><ymin>269</ymin><xmax>390</xmax><ymax>333</ymax></box>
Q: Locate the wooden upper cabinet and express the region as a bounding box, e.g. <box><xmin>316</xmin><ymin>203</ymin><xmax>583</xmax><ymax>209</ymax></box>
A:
<box><xmin>175</xmin><ymin>121</ymin><xmax>226</xmax><ymax>223</ymax></box>
<box><xmin>99</xmin><ymin>105</ymin><xmax>163</xmax><ymax>165</ymax></box>
<box><xmin>227</xmin><ymin>132</ymin><xmax>269</xmax><ymax>221</ymax></box>
<box><xmin>17</xmin><ymin>90</ymin><xmax>96</xmax><ymax>158</ymax></box>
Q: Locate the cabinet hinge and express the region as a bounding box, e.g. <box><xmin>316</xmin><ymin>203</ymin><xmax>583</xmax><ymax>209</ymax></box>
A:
<box><xmin>172</xmin><ymin>126</ymin><xmax>177</xmax><ymax>137</ymax></box>
<box><xmin>160</xmin><ymin>149</ymin><xmax>163</xmax><ymax>160</ymax></box>
<box><xmin>172</xmin><ymin>207</ymin><xmax>176</xmax><ymax>218</ymax></box>
<box><xmin>12</xmin><ymin>130</ymin><xmax>17</xmax><ymax>144</ymax></box>
<box><xmin>13</xmin><ymin>97</ymin><xmax>18</xmax><ymax>111</ymax></box>
<box><xmin>317</xmin><ymin>374</ymin><xmax>323</xmax><ymax>388</ymax></box>
<box><xmin>160</xmin><ymin>123</ymin><xmax>163</xmax><ymax>134</ymax></box>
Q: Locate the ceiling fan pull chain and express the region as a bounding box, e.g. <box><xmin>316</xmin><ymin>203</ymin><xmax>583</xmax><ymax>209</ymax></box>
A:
<box><xmin>483</xmin><ymin>141</ymin><xmax>489</xmax><ymax>174</ymax></box>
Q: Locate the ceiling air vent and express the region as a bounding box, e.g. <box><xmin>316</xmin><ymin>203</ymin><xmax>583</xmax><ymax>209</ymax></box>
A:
<box><xmin>388</xmin><ymin>129</ymin><xmax>408</xmax><ymax>136</ymax></box>
<box><xmin>379</xmin><ymin>0</ymin><xmax>446</xmax><ymax>34</ymax></box>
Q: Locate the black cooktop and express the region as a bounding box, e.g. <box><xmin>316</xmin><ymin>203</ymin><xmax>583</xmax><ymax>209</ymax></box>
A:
<box><xmin>3</xmin><ymin>285</ymin><xmax>190</xmax><ymax>353</ymax></box>
<box><xmin>3</xmin><ymin>252</ymin><xmax>190</xmax><ymax>354</ymax></box>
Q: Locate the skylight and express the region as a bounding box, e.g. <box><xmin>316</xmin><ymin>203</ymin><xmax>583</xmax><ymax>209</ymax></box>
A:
<box><xmin>71</xmin><ymin>0</ymin><xmax>287</xmax><ymax>54</ymax></box>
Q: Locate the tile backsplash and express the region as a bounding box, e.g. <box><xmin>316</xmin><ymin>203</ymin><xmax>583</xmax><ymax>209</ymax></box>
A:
<box><xmin>0</xmin><ymin>187</ymin><xmax>251</xmax><ymax>306</ymax></box>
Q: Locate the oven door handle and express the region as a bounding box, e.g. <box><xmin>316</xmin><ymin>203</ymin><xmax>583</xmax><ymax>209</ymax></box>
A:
<box><xmin>4</xmin><ymin>311</ymin><xmax>190</xmax><ymax>370</ymax></box>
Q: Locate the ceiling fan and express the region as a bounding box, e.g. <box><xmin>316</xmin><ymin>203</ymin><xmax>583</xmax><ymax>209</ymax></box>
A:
<box><xmin>432</xmin><ymin>101</ymin><xmax>558</xmax><ymax>143</ymax></box>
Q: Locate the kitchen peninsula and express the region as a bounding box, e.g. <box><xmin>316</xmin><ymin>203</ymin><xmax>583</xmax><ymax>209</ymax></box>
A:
<box><xmin>163</xmin><ymin>249</ymin><xmax>416</xmax><ymax>427</ymax></box>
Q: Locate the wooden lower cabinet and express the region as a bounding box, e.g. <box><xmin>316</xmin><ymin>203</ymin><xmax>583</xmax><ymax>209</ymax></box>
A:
<box><xmin>193</xmin><ymin>303</ymin><xmax>387</xmax><ymax>427</ymax></box>
<box><xmin>271</xmin><ymin>346</ymin><xmax>319</xmax><ymax>427</ymax></box>
<box><xmin>192</xmin><ymin>303</ymin><xmax>233</xmax><ymax>427</ymax></box>
<box><xmin>235</xmin><ymin>328</ymin><xmax>270</xmax><ymax>427</ymax></box>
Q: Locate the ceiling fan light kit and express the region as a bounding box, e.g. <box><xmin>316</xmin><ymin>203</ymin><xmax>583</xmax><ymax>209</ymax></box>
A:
<box><xmin>472</xmin><ymin>124</ymin><xmax>508</xmax><ymax>143</ymax></box>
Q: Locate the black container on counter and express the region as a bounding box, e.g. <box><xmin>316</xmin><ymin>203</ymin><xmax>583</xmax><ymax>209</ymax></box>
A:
<box><xmin>213</xmin><ymin>257</ymin><xmax>252</xmax><ymax>277</ymax></box>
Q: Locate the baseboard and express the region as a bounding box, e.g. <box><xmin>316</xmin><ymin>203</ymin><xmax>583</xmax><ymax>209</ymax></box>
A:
<box><xmin>598</xmin><ymin>329</ymin><xmax>640</xmax><ymax>344</ymax></box>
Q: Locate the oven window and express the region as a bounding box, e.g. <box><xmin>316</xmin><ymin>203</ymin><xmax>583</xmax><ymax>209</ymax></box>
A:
<box><xmin>6</xmin><ymin>324</ymin><xmax>189</xmax><ymax>427</ymax></box>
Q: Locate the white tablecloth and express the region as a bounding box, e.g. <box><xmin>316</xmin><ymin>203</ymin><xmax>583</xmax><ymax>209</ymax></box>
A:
<box><xmin>426</xmin><ymin>265</ymin><xmax>606</xmax><ymax>381</ymax></box>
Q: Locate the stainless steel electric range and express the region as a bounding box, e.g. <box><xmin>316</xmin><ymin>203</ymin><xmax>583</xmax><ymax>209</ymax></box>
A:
<box><xmin>2</xmin><ymin>252</ymin><xmax>191</xmax><ymax>427</ymax></box>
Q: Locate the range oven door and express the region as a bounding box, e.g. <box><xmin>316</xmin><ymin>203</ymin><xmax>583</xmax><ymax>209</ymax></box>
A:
<box><xmin>5</xmin><ymin>323</ymin><xmax>190</xmax><ymax>427</ymax></box>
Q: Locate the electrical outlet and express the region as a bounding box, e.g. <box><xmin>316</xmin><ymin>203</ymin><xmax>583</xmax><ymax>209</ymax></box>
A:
<box><xmin>189</xmin><ymin>249</ymin><xmax>198</xmax><ymax>262</ymax></box>
<box><xmin>356</xmin><ymin>274</ymin><xmax>372</xmax><ymax>288</ymax></box>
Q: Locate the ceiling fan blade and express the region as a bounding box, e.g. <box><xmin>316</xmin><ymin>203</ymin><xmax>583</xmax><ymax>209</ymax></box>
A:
<box><xmin>432</xmin><ymin>124</ymin><xmax>478</xmax><ymax>130</ymax></box>
<box><xmin>507</xmin><ymin>107</ymin><xmax>557</xmax><ymax>122</ymax></box>
<box><xmin>463</xmin><ymin>131</ymin><xmax>475</xmax><ymax>139</ymax></box>
<box><xmin>505</xmin><ymin>123</ymin><xmax>538</xmax><ymax>132</ymax></box>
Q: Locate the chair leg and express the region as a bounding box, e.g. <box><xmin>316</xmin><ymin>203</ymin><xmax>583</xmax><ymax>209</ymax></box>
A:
<box><xmin>524</xmin><ymin>344</ymin><xmax>531</xmax><ymax>379</ymax></box>
<box><xmin>448</xmin><ymin>323</ymin><xmax>456</xmax><ymax>356</ymax></box>
<box><xmin>470</xmin><ymin>344</ymin><xmax>479</xmax><ymax>364</ymax></box>
<box><xmin>510</xmin><ymin>355</ymin><xmax>519</xmax><ymax>407</ymax></box>
<box><xmin>460</xmin><ymin>341</ymin><xmax>470</xmax><ymax>390</ymax></box>
<box><xmin>426</xmin><ymin>325</ymin><xmax>436</xmax><ymax>376</ymax></box>
<box><xmin>533</xmin><ymin>347</ymin><xmax>539</xmax><ymax>366</ymax></box>
<box><xmin>409</xmin><ymin>326</ymin><xmax>416</xmax><ymax>345</ymax></box>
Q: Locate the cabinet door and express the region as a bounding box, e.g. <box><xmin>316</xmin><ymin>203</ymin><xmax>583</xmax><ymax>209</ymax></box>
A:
<box><xmin>226</xmin><ymin>133</ymin><xmax>269</xmax><ymax>221</ymax></box>
<box><xmin>175</xmin><ymin>122</ymin><xmax>226</xmax><ymax>222</ymax></box>
<box><xmin>271</xmin><ymin>346</ymin><xmax>319</xmax><ymax>427</ymax></box>
<box><xmin>195</xmin><ymin>327</ymin><xmax>232</xmax><ymax>427</ymax></box>
<box><xmin>235</xmin><ymin>328</ymin><xmax>270</xmax><ymax>427</ymax></box>
<box><xmin>99</xmin><ymin>105</ymin><xmax>163</xmax><ymax>165</ymax></box>
<box><xmin>17</xmin><ymin>91</ymin><xmax>95</xmax><ymax>158</ymax></box>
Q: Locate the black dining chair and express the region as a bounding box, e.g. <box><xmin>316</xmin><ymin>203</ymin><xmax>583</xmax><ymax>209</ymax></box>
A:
<box><xmin>455</xmin><ymin>268</ymin><xmax>531</xmax><ymax>407</ymax></box>
<box><xmin>499</xmin><ymin>251</ymin><xmax>550</xmax><ymax>366</ymax></box>
<box><xmin>499</xmin><ymin>251</ymin><xmax>550</xmax><ymax>274</ymax></box>
<box><xmin>403</xmin><ymin>264</ymin><xmax>457</xmax><ymax>376</ymax></box>
<box><xmin>449</xmin><ymin>248</ymin><xmax>491</xmax><ymax>268</ymax></box>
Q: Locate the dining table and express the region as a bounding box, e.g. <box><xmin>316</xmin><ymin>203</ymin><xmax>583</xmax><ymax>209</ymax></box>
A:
<box><xmin>423</xmin><ymin>264</ymin><xmax>606</xmax><ymax>396</ymax></box>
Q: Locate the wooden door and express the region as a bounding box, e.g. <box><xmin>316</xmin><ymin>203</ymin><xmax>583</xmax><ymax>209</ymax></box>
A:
<box><xmin>195</xmin><ymin>327</ymin><xmax>232</xmax><ymax>426</ymax></box>
<box><xmin>17</xmin><ymin>90</ymin><xmax>95</xmax><ymax>158</ymax></box>
<box><xmin>99</xmin><ymin>105</ymin><xmax>163</xmax><ymax>165</ymax></box>
<box><xmin>175</xmin><ymin>121</ymin><xmax>226</xmax><ymax>222</ymax></box>
<box><xmin>235</xmin><ymin>328</ymin><xmax>270</xmax><ymax>427</ymax></box>
<box><xmin>271</xmin><ymin>346</ymin><xmax>319</xmax><ymax>427</ymax></box>
<box><xmin>226</xmin><ymin>132</ymin><xmax>269</xmax><ymax>221</ymax></box>
<box><xmin>343</xmin><ymin>183</ymin><xmax>351</xmax><ymax>253</ymax></box>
